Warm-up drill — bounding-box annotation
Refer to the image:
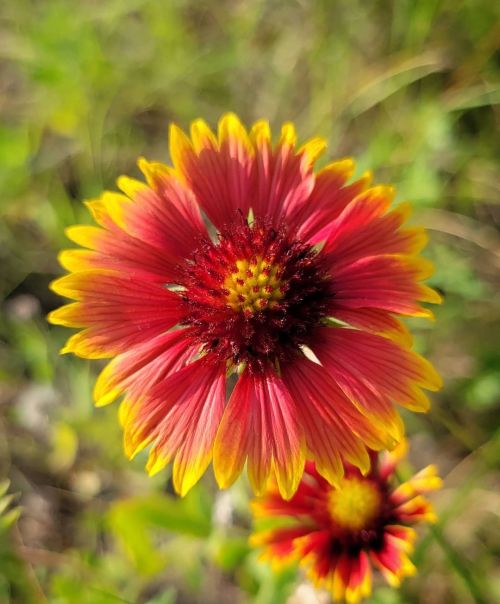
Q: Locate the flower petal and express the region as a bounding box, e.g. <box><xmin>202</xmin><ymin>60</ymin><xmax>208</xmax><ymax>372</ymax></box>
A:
<box><xmin>251</xmin><ymin>463</ymin><xmax>327</xmax><ymax>521</ymax></box>
<box><xmin>250</xmin><ymin>121</ymin><xmax>321</xmax><ymax>228</ymax></box>
<box><xmin>72</xmin><ymin>173</ymin><xmax>206</xmax><ymax>282</ymax></box>
<box><xmin>393</xmin><ymin>464</ymin><xmax>443</xmax><ymax>499</ymax></box>
<box><xmin>213</xmin><ymin>369</ymin><xmax>305</xmax><ymax>499</ymax></box>
<box><xmin>283</xmin><ymin>356</ymin><xmax>391</xmax><ymax>484</ymax></box>
<box><xmin>298</xmin><ymin>164</ymin><xmax>373</xmax><ymax>243</ymax></box>
<box><xmin>323</xmin><ymin>187</ymin><xmax>428</xmax><ymax>266</ymax></box>
<box><xmin>123</xmin><ymin>359</ymin><xmax>226</xmax><ymax>495</ymax></box>
<box><xmin>63</xmin><ymin>222</ymin><xmax>178</xmax><ymax>283</ymax></box>
<box><xmin>370</xmin><ymin>535</ymin><xmax>417</xmax><ymax>587</ymax></box>
<box><xmin>315</xmin><ymin>327</ymin><xmax>442</xmax><ymax>420</ymax></box>
<box><xmin>49</xmin><ymin>270</ymin><xmax>182</xmax><ymax>358</ymax></box>
<box><xmin>169</xmin><ymin>113</ymin><xmax>254</xmax><ymax>229</ymax></box>
<box><xmin>128</xmin><ymin>161</ymin><xmax>207</xmax><ymax>260</ymax></box>
<box><xmin>331</xmin><ymin>307</ymin><xmax>413</xmax><ymax>347</ymax></box>
<box><xmin>249</xmin><ymin>526</ymin><xmax>311</xmax><ymax>569</ymax></box>
<box><xmin>332</xmin><ymin>554</ymin><xmax>352</xmax><ymax>602</ymax></box>
<box><xmin>330</xmin><ymin>254</ymin><xmax>442</xmax><ymax>318</ymax></box>
<box><xmin>93</xmin><ymin>328</ymin><xmax>196</xmax><ymax>407</ymax></box>
<box><xmin>378</xmin><ymin>439</ymin><xmax>409</xmax><ymax>480</ymax></box>
<box><xmin>393</xmin><ymin>494</ymin><xmax>438</xmax><ymax>523</ymax></box>
<box><xmin>345</xmin><ymin>551</ymin><xmax>372</xmax><ymax>604</ymax></box>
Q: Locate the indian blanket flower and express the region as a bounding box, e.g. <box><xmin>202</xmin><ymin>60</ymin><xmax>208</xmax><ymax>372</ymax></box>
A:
<box><xmin>49</xmin><ymin>113</ymin><xmax>442</xmax><ymax>498</ymax></box>
<box><xmin>251</xmin><ymin>442</ymin><xmax>442</xmax><ymax>603</ymax></box>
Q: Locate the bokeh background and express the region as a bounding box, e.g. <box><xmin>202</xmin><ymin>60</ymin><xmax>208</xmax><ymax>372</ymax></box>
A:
<box><xmin>1</xmin><ymin>1</ymin><xmax>499</xmax><ymax>603</ymax></box>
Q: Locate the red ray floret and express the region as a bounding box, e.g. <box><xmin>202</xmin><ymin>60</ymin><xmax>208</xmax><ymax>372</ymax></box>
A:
<box><xmin>49</xmin><ymin>113</ymin><xmax>442</xmax><ymax>497</ymax></box>
<box><xmin>251</xmin><ymin>443</ymin><xmax>442</xmax><ymax>603</ymax></box>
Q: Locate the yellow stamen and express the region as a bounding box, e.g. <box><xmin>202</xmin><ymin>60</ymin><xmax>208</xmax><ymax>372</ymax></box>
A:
<box><xmin>327</xmin><ymin>477</ymin><xmax>381</xmax><ymax>530</ymax></box>
<box><xmin>224</xmin><ymin>256</ymin><xmax>284</xmax><ymax>314</ymax></box>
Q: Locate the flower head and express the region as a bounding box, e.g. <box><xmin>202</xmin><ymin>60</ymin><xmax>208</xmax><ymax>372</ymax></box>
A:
<box><xmin>251</xmin><ymin>442</ymin><xmax>442</xmax><ymax>603</ymax></box>
<box><xmin>49</xmin><ymin>113</ymin><xmax>442</xmax><ymax>498</ymax></box>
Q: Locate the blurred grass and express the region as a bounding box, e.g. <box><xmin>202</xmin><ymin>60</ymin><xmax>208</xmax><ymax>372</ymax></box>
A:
<box><xmin>0</xmin><ymin>0</ymin><xmax>499</xmax><ymax>602</ymax></box>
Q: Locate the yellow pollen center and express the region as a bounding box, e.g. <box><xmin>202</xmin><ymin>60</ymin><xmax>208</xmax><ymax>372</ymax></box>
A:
<box><xmin>224</xmin><ymin>256</ymin><xmax>284</xmax><ymax>314</ymax></box>
<box><xmin>327</xmin><ymin>478</ymin><xmax>381</xmax><ymax>530</ymax></box>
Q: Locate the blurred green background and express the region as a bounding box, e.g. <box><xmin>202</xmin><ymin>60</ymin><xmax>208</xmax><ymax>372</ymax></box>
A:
<box><xmin>0</xmin><ymin>0</ymin><xmax>499</xmax><ymax>602</ymax></box>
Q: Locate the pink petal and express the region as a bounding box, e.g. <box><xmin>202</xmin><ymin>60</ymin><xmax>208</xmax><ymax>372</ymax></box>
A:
<box><xmin>169</xmin><ymin>115</ymin><xmax>254</xmax><ymax>229</ymax></box>
<box><xmin>315</xmin><ymin>328</ymin><xmax>442</xmax><ymax>417</ymax></box>
<box><xmin>298</xmin><ymin>166</ymin><xmax>372</xmax><ymax>243</ymax></box>
<box><xmin>125</xmin><ymin>165</ymin><xmax>207</xmax><ymax>262</ymax></box>
<box><xmin>282</xmin><ymin>357</ymin><xmax>384</xmax><ymax>483</ymax></box>
<box><xmin>63</xmin><ymin>224</ymin><xmax>180</xmax><ymax>283</ymax></box>
<box><xmin>49</xmin><ymin>270</ymin><xmax>183</xmax><ymax>358</ymax></box>
<box><xmin>321</xmin><ymin>188</ymin><xmax>428</xmax><ymax>269</ymax></box>
<box><xmin>74</xmin><ymin>173</ymin><xmax>206</xmax><ymax>282</ymax></box>
<box><xmin>331</xmin><ymin>307</ymin><xmax>413</xmax><ymax>347</ymax></box>
<box><xmin>93</xmin><ymin>328</ymin><xmax>197</xmax><ymax>407</ymax></box>
<box><xmin>250</xmin><ymin>122</ymin><xmax>317</xmax><ymax>228</ymax></box>
<box><xmin>125</xmin><ymin>359</ymin><xmax>226</xmax><ymax>495</ymax></box>
<box><xmin>214</xmin><ymin>369</ymin><xmax>305</xmax><ymax>499</ymax></box>
<box><xmin>330</xmin><ymin>254</ymin><xmax>441</xmax><ymax>318</ymax></box>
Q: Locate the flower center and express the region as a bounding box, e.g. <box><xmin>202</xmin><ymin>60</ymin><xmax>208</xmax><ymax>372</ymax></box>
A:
<box><xmin>224</xmin><ymin>257</ymin><xmax>284</xmax><ymax>314</ymax></box>
<box><xmin>327</xmin><ymin>477</ymin><xmax>381</xmax><ymax>531</ymax></box>
<box><xmin>179</xmin><ymin>217</ymin><xmax>333</xmax><ymax>373</ymax></box>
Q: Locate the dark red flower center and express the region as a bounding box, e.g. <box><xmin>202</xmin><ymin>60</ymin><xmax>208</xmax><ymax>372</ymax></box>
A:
<box><xmin>179</xmin><ymin>216</ymin><xmax>333</xmax><ymax>372</ymax></box>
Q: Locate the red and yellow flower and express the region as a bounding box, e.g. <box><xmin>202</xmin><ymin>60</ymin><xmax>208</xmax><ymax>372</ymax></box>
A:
<box><xmin>251</xmin><ymin>442</ymin><xmax>442</xmax><ymax>603</ymax></box>
<box><xmin>49</xmin><ymin>114</ymin><xmax>442</xmax><ymax>498</ymax></box>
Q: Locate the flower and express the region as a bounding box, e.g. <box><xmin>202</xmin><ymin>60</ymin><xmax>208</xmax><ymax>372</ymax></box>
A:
<box><xmin>49</xmin><ymin>113</ymin><xmax>442</xmax><ymax>498</ymax></box>
<box><xmin>251</xmin><ymin>442</ymin><xmax>442</xmax><ymax>603</ymax></box>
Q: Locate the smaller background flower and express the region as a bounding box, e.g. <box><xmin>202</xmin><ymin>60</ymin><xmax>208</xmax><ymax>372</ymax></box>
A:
<box><xmin>251</xmin><ymin>442</ymin><xmax>442</xmax><ymax>603</ymax></box>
